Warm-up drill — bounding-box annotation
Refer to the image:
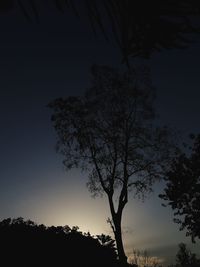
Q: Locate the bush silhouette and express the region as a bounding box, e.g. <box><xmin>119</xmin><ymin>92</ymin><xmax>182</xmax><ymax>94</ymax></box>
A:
<box><xmin>0</xmin><ymin>217</ymin><xmax>119</xmax><ymax>267</ymax></box>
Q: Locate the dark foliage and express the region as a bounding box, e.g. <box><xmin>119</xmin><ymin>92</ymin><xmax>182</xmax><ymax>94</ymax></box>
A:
<box><xmin>173</xmin><ymin>243</ymin><xmax>200</xmax><ymax>267</ymax></box>
<box><xmin>160</xmin><ymin>134</ymin><xmax>200</xmax><ymax>242</ymax></box>
<box><xmin>1</xmin><ymin>1</ymin><xmax>200</xmax><ymax>61</ymax></box>
<box><xmin>0</xmin><ymin>217</ymin><xmax>119</xmax><ymax>267</ymax></box>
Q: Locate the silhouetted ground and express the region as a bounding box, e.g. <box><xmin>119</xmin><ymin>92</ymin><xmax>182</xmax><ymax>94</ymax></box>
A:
<box><xmin>0</xmin><ymin>217</ymin><xmax>121</xmax><ymax>267</ymax></box>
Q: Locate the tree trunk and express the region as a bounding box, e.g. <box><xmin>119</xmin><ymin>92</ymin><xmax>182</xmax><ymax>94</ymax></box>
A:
<box><xmin>108</xmin><ymin>194</ymin><xmax>128</xmax><ymax>266</ymax></box>
<box><xmin>113</xmin><ymin>214</ymin><xmax>128</xmax><ymax>266</ymax></box>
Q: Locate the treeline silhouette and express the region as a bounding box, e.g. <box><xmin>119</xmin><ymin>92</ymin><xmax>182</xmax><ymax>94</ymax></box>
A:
<box><xmin>0</xmin><ymin>217</ymin><xmax>119</xmax><ymax>267</ymax></box>
<box><xmin>1</xmin><ymin>217</ymin><xmax>200</xmax><ymax>267</ymax></box>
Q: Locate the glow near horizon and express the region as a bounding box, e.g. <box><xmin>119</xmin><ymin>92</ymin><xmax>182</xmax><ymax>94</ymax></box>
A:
<box><xmin>0</xmin><ymin>160</ymin><xmax>199</xmax><ymax>267</ymax></box>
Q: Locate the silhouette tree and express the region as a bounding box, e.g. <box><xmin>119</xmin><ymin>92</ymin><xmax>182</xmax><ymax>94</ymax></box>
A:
<box><xmin>0</xmin><ymin>217</ymin><xmax>119</xmax><ymax>267</ymax></box>
<box><xmin>49</xmin><ymin>65</ymin><xmax>176</xmax><ymax>265</ymax></box>
<box><xmin>174</xmin><ymin>243</ymin><xmax>200</xmax><ymax>267</ymax></box>
<box><xmin>159</xmin><ymin>134</ymin><xmax>200</xmax><ymax>242</ymax></box>
<box><xmin>96</xmin><ymin>233</ymin><xmax>116</xmax><ymax>255</ymax></box>
<box><xmin>2</xmin><ymin>1</ymin><xmax>200</xmax><ymax>62</ymax></box>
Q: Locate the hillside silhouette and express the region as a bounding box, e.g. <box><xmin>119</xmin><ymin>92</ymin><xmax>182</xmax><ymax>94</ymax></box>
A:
<box><xmin>0</xmin><ymin>217</ymin><xmax>119</xmax><ymax>267</ymax></box>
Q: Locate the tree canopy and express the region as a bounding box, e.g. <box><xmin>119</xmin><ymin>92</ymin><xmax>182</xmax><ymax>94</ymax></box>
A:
<box><xmin>159</xmin><ymin>134</ymin><xmax>200</xmax><ymax>242</ymax></box>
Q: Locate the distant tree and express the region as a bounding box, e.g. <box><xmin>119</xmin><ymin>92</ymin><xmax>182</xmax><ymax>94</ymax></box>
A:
<box><xmin>2</xmin><ymin>1</ymin><xmax>200</xmax><ymax>62</ymax></box>
<box><xmin>130</xmin><ymin>248</ymin><xmax>161</xmax><ymax>267</ymax></box>
<box><xmin>49</xmin><ymin>65</ymin><xmax>176</xmax><ymax>265</ymax></box>
<box><xmin>174</xmin><ymin>243</ymin><xmax>200</xmax><ymax>267</ymax></box>
<box><xmin>159</xmin><ymin>134</ymin><xmax>200</xmax><ymax>242</ymax></box>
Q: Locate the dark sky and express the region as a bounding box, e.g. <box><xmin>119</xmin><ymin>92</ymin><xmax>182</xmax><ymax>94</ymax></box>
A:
<box><xmin>0</xmin><ymin>3</ymin><xmax>200</xmax><ymax>266</ymax></box>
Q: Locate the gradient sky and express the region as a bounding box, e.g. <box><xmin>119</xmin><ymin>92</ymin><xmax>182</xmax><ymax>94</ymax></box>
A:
<box><xmin>0</xmin><ymin>3</ymin><xmax>200</xmax><ymax>266</ymax></box>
